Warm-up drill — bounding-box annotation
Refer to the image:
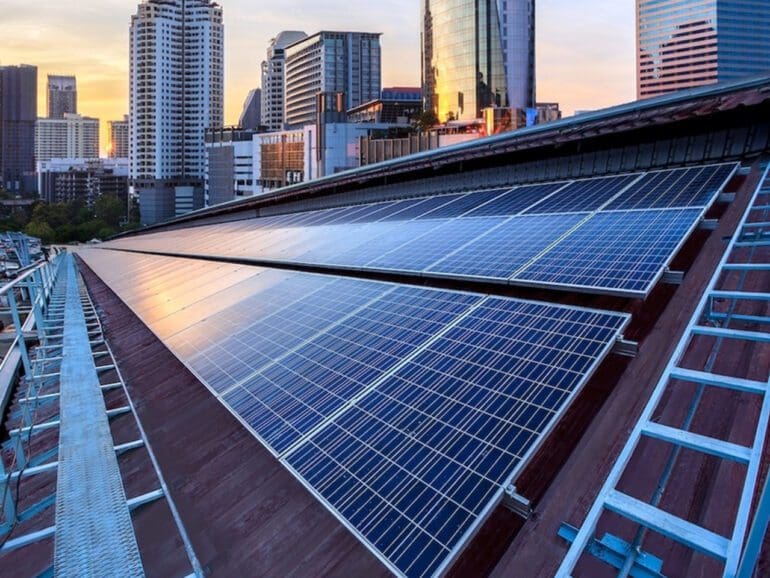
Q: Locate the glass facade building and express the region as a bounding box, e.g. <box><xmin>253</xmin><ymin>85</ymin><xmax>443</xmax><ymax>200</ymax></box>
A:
<box><xmin>638</xmin><ymin>0</ymin><xmax>770</xmax><ymax>99</ymax></box>
<box><xmin>422</xmin><ymin>0</ymin><xmax>535</xmax><ymax>123</ymax></box>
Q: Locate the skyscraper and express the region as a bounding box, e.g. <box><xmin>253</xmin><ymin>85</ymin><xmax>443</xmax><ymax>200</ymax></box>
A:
<box><xmin>422</xmin><ymin>0</ymin><xmax>535</xmax><ymax>122</ymax></box>
<box><xmin>261</xmin><ymin>31</ymin><xmax>307</xmax><ymax>132</ymax></box>
<box><xmin>284</xmin><ymin>31</ymin><xmax>382</xmax><ymax>128</ymax></box>
<box><xmin>239</xmin><ymin>89</ymin><xmax>262</xmax><ymax>130</ymax></box>
<box><xmin>0</xmin><ymin>65</ymin><xmax>37</xmax><ymax>194</ymax></box>
<box><xmin>47</xmin><ymin>75</ymin><xmax>77</xmax><ymax>118</ymax></box>
<box><xmin>130</xmin><ymin>0</ymin><xmax>224</xmax><ymax>225</ymax></box>
<box><xmin>109</xmin><ymin>115</ymin><xmax>129</xmax><ymax>159</ymax></box>
<box><xmin>637</xmin><ymin>0</ymin><xmax>770</xmax><ymax>99</ymax></box>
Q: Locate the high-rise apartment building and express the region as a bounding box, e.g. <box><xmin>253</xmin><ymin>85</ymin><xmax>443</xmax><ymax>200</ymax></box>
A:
<box><xmin>239</xmin><ymin>89</ymin><xmax>262</xmax><ymax>130</ymax></box>
<box><xmin>637</xmin><ymin>0</ymin><xmax>770</xmax><ymax>99</ymax></box>
<box><xmin>130</xmin><ymin>0</ymin><xmax>224</xmax><ymax>225</ymax></box>
<box><xmin>422</xmin><ymin>0</ymin><xmax>535</xmax><ymax>122</ymax></box>
<box><xmin>261</xmin><ymin>31</ymin><xmax>307</xmax><ymax>132</ymax></box>
<box><xmin>109</xmin><ymin>115</ymin><xmax>129</xmax><ymax>158</ymax></box>
<box><xmin>0</xmin><ymin>65</ymin><xmax>37</xmax><ymax>194</ymax></box>
<box><xmin>284</xmin><ymin>32</ymin><xmax>382</xmax><ymax>128</ymax></box>
<box><xmin>35</xmin><ymin>113</ymin><xmax>100</xmax><ymax>162</ymax></box>
<box><xmin>47</xmin><ymin>75</ymin><xmax>77</xmax><ymax>118</ymax></box>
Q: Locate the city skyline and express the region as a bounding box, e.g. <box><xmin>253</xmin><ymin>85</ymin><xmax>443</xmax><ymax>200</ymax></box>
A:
<box><xmin>0</xmin><ymin>0</ymin><xmax>635</xmax><ymax>155</ymax></box>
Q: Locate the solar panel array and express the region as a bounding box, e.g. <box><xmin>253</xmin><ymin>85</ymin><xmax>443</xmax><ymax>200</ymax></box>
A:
<box><xmin>106</xmin><ymin>162</ymin><xmax>736</xmax><ymax>296</ymax></box>
<box><xmin>79</xmin><ymin>250</ymin><xmax>630</xmax><ymax>578</ymax></box>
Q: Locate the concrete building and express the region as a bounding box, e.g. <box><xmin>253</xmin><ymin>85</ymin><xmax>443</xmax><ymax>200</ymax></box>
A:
<box><xmin>204</xmin><ymin>127</ymin><xmax>257</xmax><ymax>205</ymax></box>
<box><xmin>0</xmin><ymin>65</ymin><xmax>37</xmax><ymax>194</ymax></box>
<box><xmin>109</xmin><ymin>115</ymin><xmax>129</xmax><ymax>159</ymax></box>
<box><xmin>35</xmin><ymin>113</ymin><xmax>100</xmax><ymax>163</ymax></box>
<box><xmin>239</xmin><ymin>89</ymin><xmax>262</xmax><ymax>130</ymax></box>
<box><xmin>261</xmin><ymin>31</ymin><xmax>307</xmax><ymax>132</ymax></box>
<box><xmin>284</xmin><ymin>31</ymin><xmax>382</xmax><ymax>128</ymax></box>
<box><xmin>37</xmin><ymin>157</ymin><xmax>129</xmax><ymax>208</ymax></box>
<box><xmin>637</xmin><ymin>0</ymin><xmax>770</xmax><ymax>98</ymax></box>
<box><xmin>130</xmin><ymin>0</ymin><xmax>224</xmax><ymax>225</ymax></box>
<box><xmin>47</xmin><ymin>75</ymin><xmax>77</xmax><ymax>118</ymax></box>
<box><xmin>422</xmin><ymin>0</ymin><xmax>535</xmax><ymax>122</ymax></box>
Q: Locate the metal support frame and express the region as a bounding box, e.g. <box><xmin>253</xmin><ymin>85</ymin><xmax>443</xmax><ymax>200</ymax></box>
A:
<box><xmin>556</xmin><ymin>163</ymin><xmax>770</xmax><ymax>578</ymax></box>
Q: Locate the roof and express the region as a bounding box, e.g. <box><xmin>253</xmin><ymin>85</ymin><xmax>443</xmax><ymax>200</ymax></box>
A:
<box><xmin>4</xmin><ymin>77</ymin><xmax>770</xmax><ymax>578</ymax></box>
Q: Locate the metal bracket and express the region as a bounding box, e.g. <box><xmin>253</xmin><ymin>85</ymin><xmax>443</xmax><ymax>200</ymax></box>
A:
<box><xmin>502</xmin><ymin>485</ymin><xmax>532</xmax><ymax>519</ymax></box>
<box><xmin>613</xmin><ymin>338</ymin><xmax>639</xmax><ymax>358</ymax></box>
<box><xmin>718</xmin><ymin>192</ymin><xmax>737</xmax><ymax>203</ymax></box>
<box><xmin>558</xmin><ymin>523</ymin><xmax>665</xmax><ymax>578</ymax></box>
<box><xmin>698</xmin><ymin>219</ymin><xmax>718</xmax><ymax>231</ymax></box>
<box><xmin>661</xmin><ymin>270</ymin><xmax>684</xmax><ymax>285</ymax></box>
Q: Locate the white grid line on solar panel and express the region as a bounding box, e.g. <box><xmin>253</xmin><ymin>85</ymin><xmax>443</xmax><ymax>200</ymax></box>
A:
<box><xmin>290</xmin><ymin>301</ymin><xmax>625</xmax><ymax>490</ymax></box>
<box><xmin>286</xmin><ymin>299</ymin><xmax>628</xmax><ymax>577</ymax></box>
<box><xmin>413</xmin><ymin>188</ymin><xmax>514</xmax><ymax>220</ymax></box>
<box><xmin>460</xmin><ymin>182</ymin><xmax>570</xmax><ymax>217</ymax></box>
<box><xmin>522</xmin><ymin>173</ymin><xmax>642</xmax><ymax>214</ymax></box>
<box><xmin>514</xmin><ymin>208</ymin><xmax>702</xmax><ymax>292</ymax></box>
<box><xmin>188</xmin><ymin>279</ymin><xmax>393</xmax><ymax>394</ymax></box>
<box><xmin>364</xmin><ymin>217</ymin><xmax>508</xmax><ymax>272</ymax></box>
<box><xmin>219</xmin><ymin>288</ymin><xmax>482</xmax><ymax>453</ymax></box>
<box><xmin>605</xmin><ymin>162</ymin><xmax>737</xmax><ymax>210</ymax></box>
<box><xmin>424</xmin><ymin>213</ymin><xmax>588</xmax><ymax>279</ymax></box>
<box><xmin>302</xmin><ymin>219</ymin><xmax>444</xmax><ymax>267</ymax></box>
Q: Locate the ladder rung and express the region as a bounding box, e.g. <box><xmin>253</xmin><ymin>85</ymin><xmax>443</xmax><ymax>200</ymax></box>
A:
<box><xmin>641</xmin><ymin>422</ymin><xmax>751</xmax><ymax>463</ymax></box>
<box><xmin>604</xmin><ymin>490</ymin><xmax>729</xmax><ymax>561</ymax></box>
<box><xmin>692</xmin><ymin>325</ymin><xmax>770</xmax><ymax>343</ymax></box>
<box><xmin>669</xmin><ymin>367</ymin><xmax>767</xmax><ymax>394</ymax></box>
<box><xmin>711</xmin><ymin>290</ymin><xmax>770</xmax><ymax>302</ymax></box>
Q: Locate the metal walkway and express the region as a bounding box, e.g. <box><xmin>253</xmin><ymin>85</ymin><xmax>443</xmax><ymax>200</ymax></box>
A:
<box><xmin>53</xmin><ymin>255</ymin><xmax>144</xmax><ymax>576</ymax></box>
<box><xmin>557</xmin><ymin>163</ymin><xmax>770</xmax><ymax>578</ymax></box>
<box><xmin>0</xmin><ymin>252</ymin><xmax>201</xmax><ymax>577</ymax></box>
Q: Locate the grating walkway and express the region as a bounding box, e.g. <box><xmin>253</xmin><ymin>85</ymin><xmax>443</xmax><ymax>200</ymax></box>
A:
<box><xmin>53</xmin><ymin>255</ymin><xmax>144</xmax><ymax>577</ymax></box>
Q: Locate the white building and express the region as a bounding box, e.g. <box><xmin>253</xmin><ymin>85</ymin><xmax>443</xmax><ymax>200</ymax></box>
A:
<box><xmin>260</xmin><ymin>31</ymin><xmax>307</xmax><ymax>132</ymax></box>
<box><xmin>35</xmin><ymin>113</ymin><xmax>99</xmax><ymax>163</ymax></box>
<box><xmin>130</xmin><ymin>0</ymin><xmax>224</xmax><ymax>225</ymax></box>
<box><xmin>284</xmin><ymin>32</ymin><xmax>382</xmax><ymax>128</ymax></box>
<box><xmin>37</xmin><ymin>157</ymin><xmax>129</xmax><ymax>206</ymax></box>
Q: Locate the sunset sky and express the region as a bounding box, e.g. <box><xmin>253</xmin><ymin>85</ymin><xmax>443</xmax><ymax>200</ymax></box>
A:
<box><xmin>0</xmin><ymin>0</ymin><xmax>636</xmax><ymax>155</ymax></box>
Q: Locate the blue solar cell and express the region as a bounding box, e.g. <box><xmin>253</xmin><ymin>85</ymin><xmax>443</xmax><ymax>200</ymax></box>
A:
<box><xmin>462</xmin><ymin>182</ymin><xmax>566</xmax><ymax>217</ymax></box>
<box><xmin>524</xmin><ymin>174</ymin><xmax>640</xmax><ymax>214</ymax></box>
<box><xmin>414</xmin><ymin>188</ymin><xmax>510</xmax><ymax>219</ymax></box>
<box><xmin>367</xmin><ymin>217</ymin><xmax>506</xmax><ymax>272</ymax></box>
<box><xmin>221</xmin><ymin>286</ymin><xmax>482</xmax><ymax>453</ymax></box>
<box><xmin>287</xmin><ymin>298</ymin><xmax>628</xmax><ymax>578</ymax></box>
<box><xmin>515</xmin><ymin>208</ymin><xmax>702</xmax><ymax>293</ymax></box>
<box><xmin>378</xmin><ymin>194</ymin><xmax>467</xmax><ymax>221</ymax></box>
<box><xmin>606</xmin><ymin>163</ymin><xmax>736</xmax><ymax>210</ymax></box>
<box><xmin>426</xmin><ymin>213</ymin><xmax>586</xmax><ymax>279</ymax></box>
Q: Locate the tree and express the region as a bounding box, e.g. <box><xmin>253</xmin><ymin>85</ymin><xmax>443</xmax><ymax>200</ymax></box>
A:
<box><xmin>413</xmin><ymin>110</ymin><xmax>439</xmax><ymax>132</ymax></box>
<box><xmin>94</xmin><ymin>195</ymin><xmax>125</xmax><ymax>229</ymax></box>
<box><xmin>24</xmin><ymin>221</ymin><xmax>55</xmax><ymax>245</ymax></box>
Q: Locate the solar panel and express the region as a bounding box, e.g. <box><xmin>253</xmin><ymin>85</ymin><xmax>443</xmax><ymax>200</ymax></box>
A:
<box><xmin>105</xmin><ymin>163</ymin><xmax>733</xmax><ymax>298</ymax></box>
<box><xmin>426</xmin><ymin>213</ymin><xmax>587</xmax><ymax>279</ymax></box>
<box><xmin>514</xmin><ymin>208</ymin><xmax>702</xmax><ymax>294</ymax></box>
<box><xmin>80</xmin><ymin>249</ymin><xmax>630</xmax><ymax>578</ymax></box>
<box><xmin>287</xmin><ymin>298</ymin><xmax>629</xmax><ymax>577</ymax></box>
<box><xmin>461</xmin><ymin>182</ymin><xmax>566</xmax><ymax>217</ymax></box>
<box><xmin>524</xmin><ymin>174</ymin><xmax>641</xmax><ymax>214</ymax></box>
<box><xmin>605</xmin><ymin>163</ymin><xmax>736</xmax><ymax>210</ymax></box>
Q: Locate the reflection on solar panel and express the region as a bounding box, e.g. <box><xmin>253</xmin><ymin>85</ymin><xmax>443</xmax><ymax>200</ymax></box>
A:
<box><xmin>105</xmin><ymin>162</ymin><xmax>736</xmax><ymax>297</ymax></box>
<box><xmin>79</xmin><ymin>250</ymin><xmax>630</xmax><ymax>578</ymax></box>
